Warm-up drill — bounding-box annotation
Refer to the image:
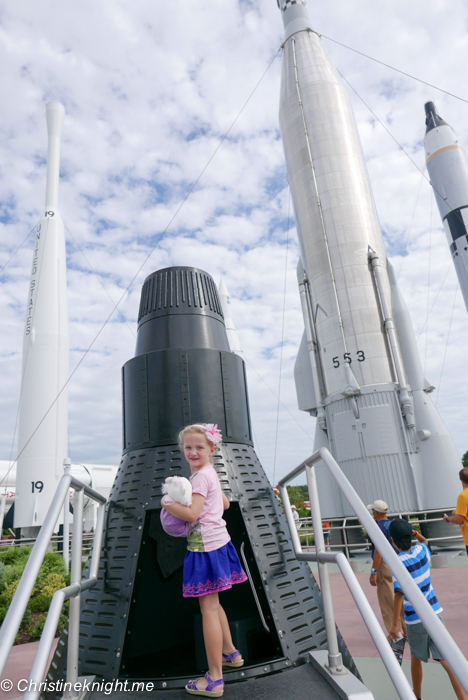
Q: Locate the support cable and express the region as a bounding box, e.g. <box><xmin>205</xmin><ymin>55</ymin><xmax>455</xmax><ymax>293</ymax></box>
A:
<box><xmin>0</xmin><ymin>225</ymin><xmax>36</xmax><ymax>277</ymax></box>
<box><xmin>322</xmin><ymin>34</ymin><xmax>468</xmax><ymax>105</ymax></box>
<box><xmin>272</xmin><ymin>190</ymin><xmax>291</xmax><ymax>487</ymax></box>
<box><xmin>435</xmin><ymin>284</ymin><xmax>459</xmax><ymax>406</ymax></box>
<box><xmin>424</xmin><ymin>198</ymin><xmax>433</xmax><ymax>373</ymax></box>
<box><xmin>397</xmin><ymin>173</ymin><xmax>424</xmax><ymax>279</ymax></box>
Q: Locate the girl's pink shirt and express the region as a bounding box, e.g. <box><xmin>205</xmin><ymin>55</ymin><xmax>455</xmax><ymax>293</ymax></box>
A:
<box><xmin>187</xmin><ymin>464</ymin><xmax>230</xmax><ymax>552</ymax></box>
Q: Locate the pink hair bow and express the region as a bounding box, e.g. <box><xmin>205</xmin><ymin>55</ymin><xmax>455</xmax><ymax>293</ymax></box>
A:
<box><xmin>204</xmin><ymin>424</ymin><xmax>222</xmax><ymax>445</ymax></box>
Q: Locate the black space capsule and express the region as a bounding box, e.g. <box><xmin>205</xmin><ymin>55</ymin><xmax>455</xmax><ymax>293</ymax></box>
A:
<box><xmin>46</xmin><ymin>266</ymin><xmax>357</xmax><ymax>694</ymax></box>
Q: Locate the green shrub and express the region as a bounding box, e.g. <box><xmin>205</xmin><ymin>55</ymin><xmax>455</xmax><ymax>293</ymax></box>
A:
<box><xmin>29</xmin><ymin>595</ymin><xmax>52</xmax><ymax>613</ymax></box>
<box><xmin>40</xmin><ymin>573</ymin><xmax>66</xmax><ymax>598</ymax></box>
<box><xmin>19</xmin><ymin>608</ymin><xmax>32</xmax><ymax>631</ymax></box>
<box><xmin>57</xmin><ymin>611</ymin><xmax>68</xmax><ymax>636</ymax></box>
<box><xmin>0</xmin><ymin>604</ymin><xmax>7</xmax><ymax>623</ymax></box>
<box><xmin>34</xmin><ymin>553</ymin><xmax>66</xmax><ymax>589</ymax></box>
<box><xmin>29</xmin><ymin>614</ymin><xmax>47</xmax><ymax>641</ymax></box>
<box><xmin>0</xmin><ymin>546</ymin><xmax>31</xmax><ymax>566</ymax></box>
<box><xmin>0</xmin><ymin>561</ymin><xmax>7</xmax><ymax>586</ymax></box>
<box><xmin>300</xmin><ymin>533</ymin><xmax>314</xmax><ymax>546</ymax></box>
<box><xmin>4</xmin><ymin>580</ymin><xmax>20</xmax><ymax>603</ymax></box>
<box><xmin>1</xmin><ymin>563</ymin><xmax>27</xmax><ymax>592</ymax></box>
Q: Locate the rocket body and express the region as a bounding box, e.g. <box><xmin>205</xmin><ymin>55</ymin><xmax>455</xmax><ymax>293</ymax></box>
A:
<box><xmin>14</xmin><ymin>102</ymin><xmax>69</xmax><ymax>531</ymax></box>
<box><xmin>424</xmin><ymin>101</ymin><xmax>468</xmax><ymax>314</ymax></box>
<box><xmin>277</xmin><ymin>1</ymin><xmax>461</xmax><ymax>516</ymax></box>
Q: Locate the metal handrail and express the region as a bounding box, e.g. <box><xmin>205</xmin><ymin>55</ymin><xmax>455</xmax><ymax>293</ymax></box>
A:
<box><xmin>278</xmin><ymin>447</ymin><xmax>468</xmax><ymax>700</ymax></box>
<box><xmin>0</xmin><ymin>474</ymin><xmax>106</xmax><ymax>700</ymax></box>
<box><xmin>295</xmin><ymin>512</ymin><xmax>464</xmax><ymax>560</ymax></box>
<box><xmin>299</xmin><ymin>509</ymin><xmax>465</xmax><ymax>559</ymax></box>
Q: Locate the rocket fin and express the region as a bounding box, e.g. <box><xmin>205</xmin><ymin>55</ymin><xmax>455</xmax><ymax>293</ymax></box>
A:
<box><xmin>387</xmin><ymin>260</ymin><xmax>425</xmax><ymax>392</ymax></box>
<box><xmin>294</xmin><ymin>330</ymin><xmax>318</xmax><ymax>414</ymax></box>
<box><xmin>341</xmin><ymin>363</ymin><xmax>361</xmax><ymax>398</ymax></box>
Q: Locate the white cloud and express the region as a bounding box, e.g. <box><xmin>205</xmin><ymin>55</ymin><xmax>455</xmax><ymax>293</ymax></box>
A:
<box><xmin>1</xmin><ymin>0</ymin><xmax>468</xmax><ymax>490</ymax></box>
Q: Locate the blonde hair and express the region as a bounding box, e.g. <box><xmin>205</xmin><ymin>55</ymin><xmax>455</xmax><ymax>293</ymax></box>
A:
<box><xmin>178</xmin><ymin>424</ymin><xmax>218</xmax><ymax>455</ymax></box>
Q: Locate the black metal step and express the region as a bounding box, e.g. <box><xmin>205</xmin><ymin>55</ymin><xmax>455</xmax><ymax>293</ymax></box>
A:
<box><xmin>88</xmin><ymin>661</ymin><xmax>341</xmax><ymax>700</ymax></box>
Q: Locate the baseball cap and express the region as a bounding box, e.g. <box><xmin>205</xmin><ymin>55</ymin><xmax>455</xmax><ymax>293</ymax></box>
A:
<box><xmin>367</xmin><ymin>499</ymin><xmax>388</xmax><ymax>513</ymax></box>
<box><xmin>388</xmin><ymin>518</ymin><xmax>412</xmax><ymax>540</ymax></box>
<box><xmin>291</xmin><ymin>505</ymin><xmax>296</xmax><ymax>510</ymax></box>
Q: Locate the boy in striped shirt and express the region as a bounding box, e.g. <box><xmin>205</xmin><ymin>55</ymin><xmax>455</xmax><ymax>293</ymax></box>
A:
<box><xmin>388</xmin><ymin>519</ymin><xmax>466</xmax><ymax>700</ymax></box>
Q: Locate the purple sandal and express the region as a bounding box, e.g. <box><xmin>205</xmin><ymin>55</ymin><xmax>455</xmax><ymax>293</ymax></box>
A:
<box><xmin>222</xmin><ymin>650</ymin><xmax>244</xmax><ymax>668</ymax></box>
<box><xmin>185</xmin><ymin>672</ymin><xmax>224</xmax><ymax>697</ymax></box>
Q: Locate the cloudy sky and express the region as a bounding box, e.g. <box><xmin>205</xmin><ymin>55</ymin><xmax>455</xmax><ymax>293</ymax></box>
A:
<box><xmin>1</xmin><ymin>0</ymin><xmax>468</xmax><ymax>487</ymax></box>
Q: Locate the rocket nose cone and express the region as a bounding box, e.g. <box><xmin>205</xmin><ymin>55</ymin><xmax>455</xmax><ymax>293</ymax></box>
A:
<box><xmin>46</xmin><ymin>102</ymin><xmax>65</xmax><ymax>138</ymax></box>
<box><xmin>424</xmin><ymin>100</ymin><xmax>447</xmax><ymax>133</ymax></box>
<box><xmin>218</xmin><ymin>276</ymin><xmax>229</xmax><ymax>298</ymax></box>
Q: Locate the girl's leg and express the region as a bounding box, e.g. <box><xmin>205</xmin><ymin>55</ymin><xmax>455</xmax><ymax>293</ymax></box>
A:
<box><xmin>218</xmin><ymin>604</ymin><xmax>242</xmax><ymax>663</ymax></box>
<box><xmin>196</xmin><ymin>592</ymin><xmax>224</xmax><ymax>690</ymax></box>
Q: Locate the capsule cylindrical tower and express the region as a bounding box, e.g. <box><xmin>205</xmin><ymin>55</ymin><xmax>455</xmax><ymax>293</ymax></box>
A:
<box><xmin>45</xmin><ymin>266</ymin><xmax>357</xmax><ymax>694</ymax></box>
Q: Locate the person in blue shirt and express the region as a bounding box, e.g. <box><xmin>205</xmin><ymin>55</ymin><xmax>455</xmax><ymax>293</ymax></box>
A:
<box><xmin>388</xmin><ymin>518</ymin><xmax>466</xmax><ymax>700</ymax></box>
<box><xmin>368</xmin><ymin>499</ymin><xmax>406</xmax><ymax>637</ymax></box>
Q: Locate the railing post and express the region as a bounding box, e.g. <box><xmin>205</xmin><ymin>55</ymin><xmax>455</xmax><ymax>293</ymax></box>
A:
<box><xmin>0</xmin><ymin>493</ymin><xmax>7</xmax><ymax>534</ymax></box>
<box><xmin>305</xmin><ymin>464</ymin><xmax>345</xmax><ymax>674</ymax></box>
<box><xmin>67</xmin><ymin>486</ymin><xmax>84</xmax><ymax>687</ymax></box>
<box><xmin>63</xmin><ymin>458</ymin><xmax>71</xmax><ymax>570</ymax></box>
<box><xmin>342</xmin><ymin>518</ymin><xmax>349</xmax><ymax>560</ymax></box>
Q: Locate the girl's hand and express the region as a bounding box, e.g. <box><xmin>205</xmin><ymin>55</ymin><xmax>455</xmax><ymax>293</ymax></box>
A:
<box><xmin>163</xmin><ymin>493</ymin><xmax>205</xmax><ymax>522</ymax></box>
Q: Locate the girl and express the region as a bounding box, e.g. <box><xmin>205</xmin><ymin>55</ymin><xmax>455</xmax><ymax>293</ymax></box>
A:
<box><xmin>162</xmin><ymin>423</ymin><xmax>247</xmax><ymax>698</ymax></box>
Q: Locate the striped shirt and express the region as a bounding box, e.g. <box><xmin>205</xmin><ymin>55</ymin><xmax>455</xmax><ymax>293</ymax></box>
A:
<box><xmin>392</xmin><ymin>542</ymin><xmax>442</xmax><ymax>624</ymax></box>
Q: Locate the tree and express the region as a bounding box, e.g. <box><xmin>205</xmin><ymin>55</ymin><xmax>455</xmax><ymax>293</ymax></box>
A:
<box><xmin>462</xmin><ymin>451</ymin><xmax>468</xmax><ymax>469</ymax></box>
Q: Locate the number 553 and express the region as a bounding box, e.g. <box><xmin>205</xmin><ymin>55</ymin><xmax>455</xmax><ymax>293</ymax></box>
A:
<box><xmin>332</xmin><ymin>351</ymin><xmax>365</xmax><ymax>368</ymax></box>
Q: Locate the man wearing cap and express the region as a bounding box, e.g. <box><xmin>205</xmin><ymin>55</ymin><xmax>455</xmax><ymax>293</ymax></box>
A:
<box><xmin>368</xmin><ymin>499</ymin><xmax>406</xmax><ymax>637</ymax></box>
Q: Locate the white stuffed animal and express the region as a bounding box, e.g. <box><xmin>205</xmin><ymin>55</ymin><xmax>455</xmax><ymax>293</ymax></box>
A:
<box><xmin>161</xmin><ymin>476</ymin><xmax>192</xmax><ymax>506</ymax></box>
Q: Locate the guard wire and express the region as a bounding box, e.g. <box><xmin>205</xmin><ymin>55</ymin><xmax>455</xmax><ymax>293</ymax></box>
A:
<box><xmin>272</xmin><ymin>189</ymin><xmax>291</xmax><ymax>487</ymax></box>
<box><xmin>322</xmin><ymin>34</ymin><xmax>468</xmax><ymax>105</ymax></box>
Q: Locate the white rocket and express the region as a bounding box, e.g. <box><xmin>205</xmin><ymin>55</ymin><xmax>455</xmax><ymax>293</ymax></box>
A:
<box><xmin>14</xmin><ymin>102</ymin><xmax>69</xmax><ymax>533</ymax></box>
<box><xmin>424</xmin><ymin>101</ymin><xmax>468</xmax><ymax>314</ymax></box>
<box><xmin>277</xmin><ymin>0</ymin><xmax>461</xmax><ymax>516</ymax></box>
<box><xmin>218</xmin><ymin>277</ymin><xmax>244</xmax><ymax>358</ymax></box>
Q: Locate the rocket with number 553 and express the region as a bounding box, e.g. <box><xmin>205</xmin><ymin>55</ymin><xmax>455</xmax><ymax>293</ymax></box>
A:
<box><xmin>276</xmin><ymin>0</ymin><xmax>461</xmax><ymax>518</ymax></box>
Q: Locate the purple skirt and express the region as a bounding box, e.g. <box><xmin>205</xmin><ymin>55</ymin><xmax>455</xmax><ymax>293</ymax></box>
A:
<box><xmin>183</xmin><ymin>541</ymin><xmax>248</xmax><ymax>598</ymax></box>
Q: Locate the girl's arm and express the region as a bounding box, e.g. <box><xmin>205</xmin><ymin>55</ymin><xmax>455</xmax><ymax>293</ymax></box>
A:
<box><xmin>162</xmin><ymin>494</ymin><xmax>205</xmax><ymax>522</ymax></box>
<box><xmin>222</xmin><ymin>492</ymin><xmax>230</xmax><ymax>510</ymax></box>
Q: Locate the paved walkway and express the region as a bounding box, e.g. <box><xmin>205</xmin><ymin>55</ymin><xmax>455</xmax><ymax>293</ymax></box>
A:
<box><xmin>314</xmin><ymin>553</ymin><xmax>468</xmax><ymax>699</ymax></box>
<box><xmin>321</xmin><ymin>563</ymin><xmax>468</xmax><ymax>660</ymax></box>
<box><xmin>1</xmin><ymin>555</ymin><xmax>466</xmax><ymax>700</ymax></box>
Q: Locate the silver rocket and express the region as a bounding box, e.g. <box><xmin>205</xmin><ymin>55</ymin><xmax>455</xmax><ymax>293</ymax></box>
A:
<box><xmin>424</xmin><ymin>101</ymin><xmax>468</xmax><ymax>314</ymax></box>
<box><xmin>277</xmin><ymin>0</ymin><xmax>461</xmax><ymax>516</ymax></box>
<box><xmin>14</xmin><ymin>103</ymin><xmax>69</xmax><ymax>533</ymax></box>
<box><xmin>218</xmin><ymin>277</ymin><xmax>244</xmax><ymax>358</ymax></box>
